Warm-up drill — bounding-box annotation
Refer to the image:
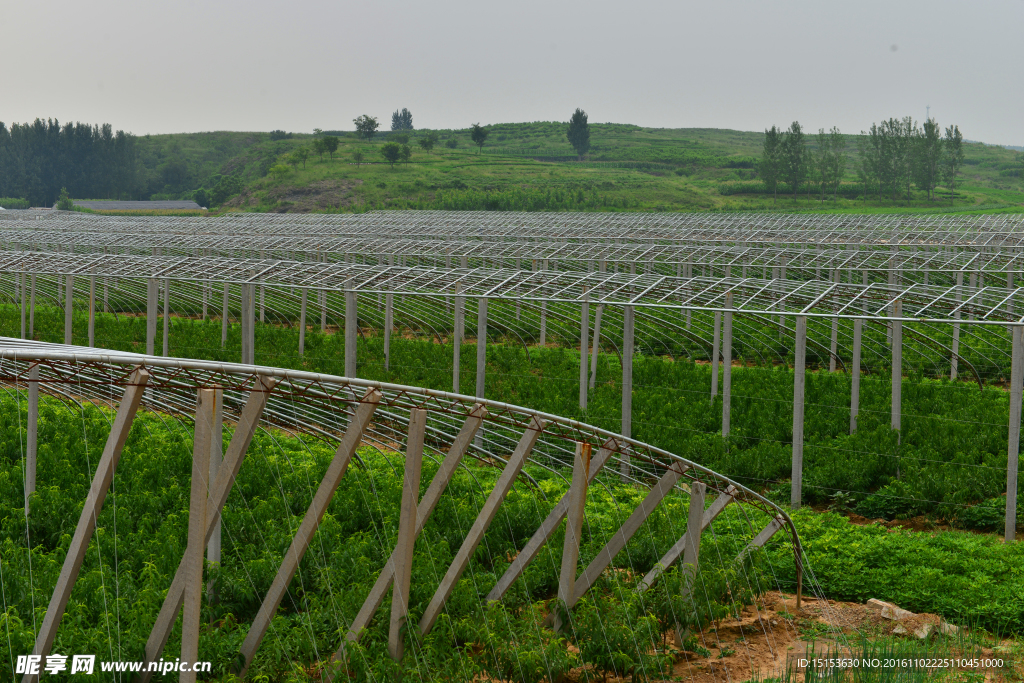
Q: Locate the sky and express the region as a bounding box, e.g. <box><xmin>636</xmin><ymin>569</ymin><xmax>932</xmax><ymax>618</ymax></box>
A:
<box><xmin>3</xmin><ymin>0</ymin><xmax>1022</xmax><ymax>145</ymax></box>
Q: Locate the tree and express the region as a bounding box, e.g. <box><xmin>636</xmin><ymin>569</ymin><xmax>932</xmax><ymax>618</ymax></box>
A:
<box><xmin>814</xmin><ymin>129</ymin><xmax>831</xmax><ymax>204</ymax></box>
<box><xmin>828</xmin><ymin>127</ymin><xmax>846</xmax><ymax>201</ymax></box>
<box><xmin>758</xmin><ymin>125</ymin><xmax>784</xmax><ymax>204</ymax></box>
<box><xmin>292</xmin><ymin>146</ymin><xmax>310</xmax><ymax>169</ymax></box>
<box><xmin>913</xmin><ymin>118</ymin><xmax>943</xmax><ymax>200</ymax></box>
<box><xmin>470</xmin><ymin>123</ymin><xmax>488</xmax><ymax>153</ymax></box>
<box><xmin>418</xmin><ymin>132</ymin><xmax>438</xmax><ymax>153</ymax></box>
<box><xmin>782</xmin><ymin>121</ymin><xmax>807</xmax><ymax>198</ymax></box>
<box><xmin>390</xmin><ymin>132</ymin><xmax>410</xmax><ymax>145</ymax></box>
<box><xmin>567</xmin><ymin>108</ymin><xmax>591</xmax><ymax>161</ymax></box>
<box><xmin>942</xmin><ymin>124</ymin><xmax>964</xmax><ymax>201</ymax></box>
<box><xmin>55</xmin><ymin>187</ymin><xmax>74</xmax><ymax>210</ymax></box>
<box><xmin>400</xmin><ymin>144</ymin><xmax>412</xmax><ymax>164</ymax></box>
<box><xmin>353</xmin><ymin>115</ymin><xmax>380</xmax><ymax>142</ymax></box>
<box><xmin>351</xmin><ymin>149</ymin><xmax>364</xmax><ymax>166</ymax></box>
<box><xmin>311</xmin><ymin>137</ymin><xmax>327</xmax><ymax>162</ymax></box>
<box><xmin>445</xmin><ymin>136</ymin><xmax>458</xmax><ymax>149</ymax></box>
<box><xmin>391</xmin><ymin>108</ymin><xmax>413</xmax><ymax>131</ymax></box>
<box><xmin>323</xmin><ymin>135</ymin><xmax>339</xmax><ymax>160</ymax></box>
<box><xmin>380</xmin><ymin>141</ymin><xmax>402</xmax><ymax>168</ymax></box>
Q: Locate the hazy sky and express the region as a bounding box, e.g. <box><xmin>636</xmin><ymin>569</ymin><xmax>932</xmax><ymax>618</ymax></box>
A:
<box><xmin>4</xmin><ymin>0</ymin><xmax>1022</xmax><ymax>145</ymax></box>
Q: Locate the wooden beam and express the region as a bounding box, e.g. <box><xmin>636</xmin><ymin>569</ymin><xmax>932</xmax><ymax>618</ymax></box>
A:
<box><xmin>236</xmin><ymin>388</ymin><xmax>380</xmax><ymax>678</ymax></box>
<box><xmin>338</xmin><ymin>405</ymin><xmax>487</xmax><ymax>656</ymax></box>
<box><xmin>735</xmin><ymin>515</ymin><xmax>786</xmax><ymax>565</ymax></box>
<box><xmin>389</xmin><ymin>409</ymin><xmax>426</xmax><ymax>661</ymax></box>
<box><xmin>486</xmin><ymin>439</ymin><xmax>616</xmax><ymax>603</ymax></box>
<box><xmin>23</xmin><ymin>369</ymin><xmax>149</xmax><ymax>683</ymax></box>
<box><xmin>180</xmin><ymin>389</ymin><xmax>214</xmax><ymax>683</ymax></box>
<box><xmin>419</xmin><ymin>415</ymin><xmax>545</xmax><ymax>637</ymax></box>
<box><xmin>138</xmin><ymin>376</ymin><xmax>277</xmax><ymax>683</ymax></box>
<box><xmin>636</xmin><ymin>484</ymin><xmax>736</xmax><ymax>593</ymax></box>
<box><xmin>555</xmin><ymin>443</ymin><xmax>591</xmax><ymax>630</ymax></box>
<box><xmin>571</xmin><ymin>462</ymin><xmax>688</xmax><ymax>605</ymax></box>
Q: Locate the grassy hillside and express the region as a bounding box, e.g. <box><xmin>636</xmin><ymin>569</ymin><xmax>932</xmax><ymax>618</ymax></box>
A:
<box><xmin>132</xmin><ymin>123</ymin><xmax>1024</xmax><ymax>214</ymax></box>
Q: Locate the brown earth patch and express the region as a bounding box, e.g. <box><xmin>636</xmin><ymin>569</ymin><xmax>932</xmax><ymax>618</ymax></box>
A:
<box><xmin>224</xmin><ymin>179</ymin><xmax>363</xmax><ymax>213</ymax></box>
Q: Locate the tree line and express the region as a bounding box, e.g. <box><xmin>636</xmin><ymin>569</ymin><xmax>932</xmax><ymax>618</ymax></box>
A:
<box><xmin>759</xmin><ymin>118</ymin><xmax>965</xmax><ymax>203</ymax></box>
<box><xmin>0</xmin><ymin>118</ymin><xmax>141</xmax><ymax>206</ymax></box>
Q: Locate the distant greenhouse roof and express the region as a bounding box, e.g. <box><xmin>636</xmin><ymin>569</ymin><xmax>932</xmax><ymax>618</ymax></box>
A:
<box><xmin>69</xmin><ymin>200</ymin><xmax>203</xmax><ymax>211</ymax></box>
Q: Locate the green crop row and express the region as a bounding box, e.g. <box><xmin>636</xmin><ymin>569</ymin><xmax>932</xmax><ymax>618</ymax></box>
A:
<box><xmin>3</xmin><ymin>304</ymin><xmax>1018</xmax><ymax>531</ymax></box>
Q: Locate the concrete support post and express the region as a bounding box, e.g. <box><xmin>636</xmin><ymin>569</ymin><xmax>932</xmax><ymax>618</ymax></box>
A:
<box><xmin>147</xmin><ymin>278</ymin><xmax>158</xmax><ymax>356</ymax></box>
<box><xmin>221</xmin><ymin>283</ymin><xmax>229</xmax><ymax>349</ymax></box>
<box><xmin>454</xmin><ymin>289</ymin><xmax>463</xmax><ymax>393</ymax></box>
<box><xmin>892</xmin><ymin>300</ymin><xmax>902</xmax><ymax>433</ymax></box>
<box><xmin>711</xmin><ymin>311</ymin><xmax>721</xmax><ymax>399</ymax></box>
<box><xmin>88</xmin><ymin>276</ymin><xmax>95</xmax><ymax>347</ymax></box>
<box><xmin>29</xmin><ymin>274</ymin><xmax>35</xmax><ymax>337</ymax></box>
<box><xmin>180</xmin><ymin>388</ymin><xmax>214</xmax><ymax>683</ymax></box>
<box><xmin>385</xmin><ymin>291</ymin><xmax>393</xmax><ymax>371</ymax></box>
<box><xmin>202</xmin><ymin>283</ymin><xmax>207</xmax><ymax>321</ymax></box>
<box><xmin>476</xmin><ymin>298</ymin><xmax>487</xmax><ymax>400</ymax></box>
<box><xmin>589</xmin><ymin>304</ymin><xmax>603</xmax><ymax>389</ymax></box>
<box><xmin>388</xmin><ymin>409</ymin><xmax>426</xmax><ymax>660</ymax></box>
<box><xmin>555</xmin><ymin>442</ymin><xmax>591</xmax><ymax>631</ymax></box>
<box><xmin>259</xmin><ymin>285</ymin><xmax>264</xmax><ymax>323</ymax></box>
<box><xmin>850</xmin><ymin>319</ymin><xmax>863</xmax><ymax>434</ymax></box>
<box><xmin>952</xmin><ymin>272</ymin><xmax>963</xmax><ymax>380</ymax></box>
<box><xmin>320</xmin><ymin>289</ymin><xmax>327</xmax><ymax>332</ymax></box>
<box><xmin>722</xmin><ymin>294</ymin><xmax>733</xmax><ymax>437</ymax></box>
<box><xmin>621</xmin><ymin>305</ymin><xmax>634</xmax><ymax>479</ymax></box>
<box><xmin>579</xmin><ymin>293</ymin><xmax>590</xmax><ymax>411</ymax></box>
<box><xmin>1006</xmin><ymin>326</ymin><xmax>1023</xmax><ymax>542</ymax></box>
<box><xmin>791</xmin><ymin>316</ymin><xmax>807</xmax><ymax>509</ymax></box>
<box><xmin>207</xmin><ymin>387</ymin><xmax>224</xmax><ymax>603</ymax></box>
<box><xmin>25</xmin><ymin>364</ymin><xmax>39</xmax><ymax>515</ymax></box>
<box><xmin>162</xmin><ymin>279</ymin><xmax>170</xmax><ymax>357</ymax></box>
<box><xmin>298</xmin><ymin>288</ymin><xmax>307</xmax><ymax>356</ymax></box>
<box><xmin>345</xmin><ymin>281</ymin><xmax>357</xmax><ymax>378</ymax></box>
<box><xmin>20</xmin><ymin>273</ymin><xmax>26</xmax><ymax>339</ymax></box>
<box><xmin>64</xmin><ymin>274</ymin><xmax>73</xmax><ymax>344</ymax></box>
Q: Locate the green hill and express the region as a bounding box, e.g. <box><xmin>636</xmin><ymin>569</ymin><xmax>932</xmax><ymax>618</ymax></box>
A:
<box><xmin>130</xmin><ymin>123</ymin><xmax>1024</xmax><ymax>214</ymax></box>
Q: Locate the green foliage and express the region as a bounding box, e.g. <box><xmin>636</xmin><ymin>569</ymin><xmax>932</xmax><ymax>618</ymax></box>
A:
<box><xmin>350</xmin><ymin>149</ymin><xmax>364</xmax><ymax>166</ymax></box>
<box><xmin>400</xmin><ymin>143</ymin><xmax>412</xmax><ymax>164</ymax></box>
<box><xmin>568</xmin><ymin>593</ymin><xmax>672</xmax><ymax>682</ymax></box>
<box><xmin>470</xmin><ymin>123</ymin><xmax>488</xmax><ymax>152</ymax></box>
<box><xmin>470</xmin><ymin>603</ymin><xmax>577</xmax><ymax>683</ymax></box>
<box><xmin>759</xmin><ymin>125</ymin><xmax>784</xmax><ymax>203</ymax></box>
<box><xmin>268</xmin><ymin>164</ymin><xmax>290</xmax><ymax>180</ymax></box>
<box><xmin>418</xmin><ymin>132</ymin><xmax>438</xmax><ymax>152</ymax></box>
<box><xmin>269</xmin><ymin>130</ymin><xmax>292</xmax><ymax>141</ymax></box>
<box><xmin>291</xmin><ymin>146</ymin><xmax>310</xmax><ymax>170</ymax></box>
<box><xmin>55</xmin><ymin>187</ymin><xmax>74</xmax><ymax>210</ymax></box>
<box><xmin>210</xmin><ymin>174</ymin><xmax>243</xmax><ymax>205</ymax></box>
<box><xmin>943</xmin><ymin>124</ymin><xmax>965</xmax><ymax>198</ymax></box>
<box><xmin>391</xmin><ymin>107</ymin><xmax>413</xmax><ymax>131</ymax></box>
<box><xmin>380</xmin><ymin>141</ymin><xmax>402</xmax><ymax>168</ymax></box>
<box><xmin>353</xmin><ymin>114</ymin><xmax>380</xmax><ymax>142</ymax></box>
<box><xmin>0</xmin><ymin>197</ymin><xmax>29</xmax><ymax>209</ymax></box>
<box><xmin>311</xmin><ymin>137</ymin><xmax>327</xmax><ymax>161</ymax></box>
<box><xmin>782</xmin><ymin>121</ymin><xmax>807</xmax><ymax>198</ymax></box>
<box><xmin>444</xmin><ymin>136</ymin><xmax>458</xmax><ymax>149</ymax></box>
<box><xmin>567</xmin><ymin>108</ymin><xmax>591</xmax><ymax>160</ymax></box>
<box><xmin>323</xmin><ymin>135</ymin><xmax>339</xmax><ymax>159</ymax></box>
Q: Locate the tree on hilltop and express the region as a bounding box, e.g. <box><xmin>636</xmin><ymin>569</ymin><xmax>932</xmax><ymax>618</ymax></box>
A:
<box><xmin>782</xmin><ymin>121</ymin><xmax>807</xmax><ymax>198</ymax></box>
<box><xmin>759</xmin><ymin>125</ymin><xmax>783</xmax><ymax>204</ymax></box>
<box><xmin>567</xmin><ymin>108</ymin><xmax>591</xmax><ymax>161</ymax></box>
<box><xmin>470</xmin><ymin>123</ymin><xmax>488</xmax><ymax>153</ymax></box>
<box><xmin>380</xmin><ymin>141</ymin><xmax>402</xmax><ymax>168</ymax></box>
<box><xmin>323</xmin><ymin>135</ymin><xmax>339</xmax><ymax>160</ymax></box>
<box><xmin>354</xmin><ymin>115</ymin><xmax>380</xmax><ymax>142</ymax></box>
<box><xmin>391</xmin><ymin>108</ymin><xmax>413</xmax><ymax>131</ymax></box>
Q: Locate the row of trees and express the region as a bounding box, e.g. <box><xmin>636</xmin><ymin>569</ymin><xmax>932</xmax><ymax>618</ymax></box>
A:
<box><xmin>759</xmin><ymin>118</ymin><xmax>965</xmax><ymax>203</ymax></box>
<box><xmin>0</xmin><ymin>119</ymin><xmax>141</xmax><ymax>205</ymax></box>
